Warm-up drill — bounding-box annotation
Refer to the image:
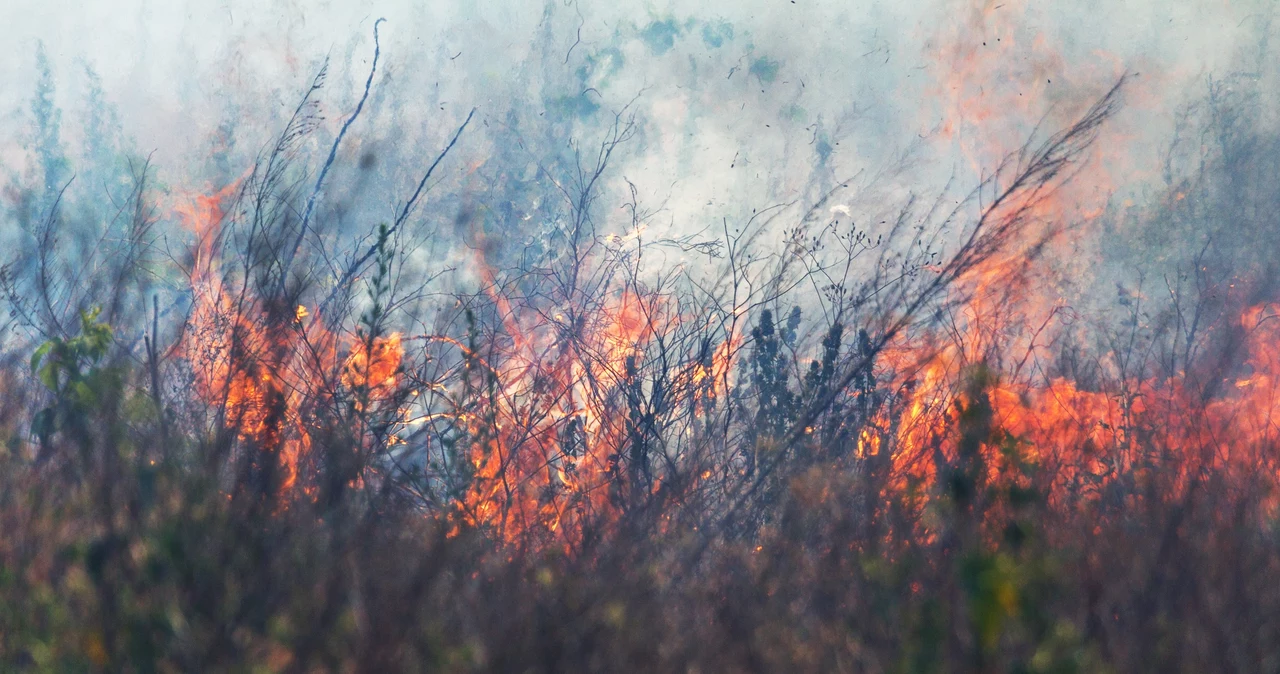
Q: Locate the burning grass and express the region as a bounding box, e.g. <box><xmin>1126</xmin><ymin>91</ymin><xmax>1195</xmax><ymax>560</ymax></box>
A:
<box><xmin>2</xmin><ymin>30</ymin><xmax>1280</xmax><ymax>674</ymax></box>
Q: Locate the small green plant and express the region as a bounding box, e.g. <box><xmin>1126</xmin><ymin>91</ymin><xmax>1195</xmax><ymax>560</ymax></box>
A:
<box><xmin>29</xmin><ymin>307</ymin><xmax>119</xmax><ymax>451</ymax></box>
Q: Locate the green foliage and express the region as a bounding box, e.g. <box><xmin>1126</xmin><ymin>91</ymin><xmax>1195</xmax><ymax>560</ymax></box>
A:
<box><xmin>30</xmin><ymin>307</ymin><xmax>119</xmax><ymax>447</ymax></box>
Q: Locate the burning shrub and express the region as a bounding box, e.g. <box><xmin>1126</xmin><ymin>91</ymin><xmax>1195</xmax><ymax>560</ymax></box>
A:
<box><xmin>3</xmin><ymin>13</ymin><xmax>1280</xmax><ymax>672</ymax></box>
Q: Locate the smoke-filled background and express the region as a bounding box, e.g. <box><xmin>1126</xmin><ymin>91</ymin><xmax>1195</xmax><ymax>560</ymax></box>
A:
<box><xmin>3</xmin><ymin>0</ymin><xmax>1269</xmax><ymax>246</ymax></box>
<box><xmin>4</xmin><ymin>0</ymin><xmax>1277</xmax><ymax>327</ymax></box>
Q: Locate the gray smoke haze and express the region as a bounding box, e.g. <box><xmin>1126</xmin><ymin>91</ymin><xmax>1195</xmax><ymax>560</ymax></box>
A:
<box><xmin>1</xmin><ymin>0</ymin><xmax>1276</xmax><ymax>298</ymax></box>
<box><xmin>2</xmin><ymin>2</ymin><xmax>1265</xmax><ymax>172</ymax></box>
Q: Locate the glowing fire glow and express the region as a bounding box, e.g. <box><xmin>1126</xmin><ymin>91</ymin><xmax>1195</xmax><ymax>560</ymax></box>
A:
<box><xmin>175</xmin><ymin>183</ymin><xmax>404</xmax><ymax>495</ymax></box>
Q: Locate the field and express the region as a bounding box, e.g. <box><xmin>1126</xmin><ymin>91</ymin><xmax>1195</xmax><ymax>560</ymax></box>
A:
<box><xmin>2</xmin><ymin>2</ymin><xmax>1279</xmax><ymax>672</ymax></box>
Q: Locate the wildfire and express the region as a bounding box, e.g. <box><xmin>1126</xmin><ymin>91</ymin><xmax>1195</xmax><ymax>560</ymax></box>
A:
<box><xmin>859</xmin><ymin>280</ymin><xmax>1280</xmax><ymax>518</ymax></box>
<box><xmin>174</xmin><ymin>183</ymin><xmax>405</xmax><ymax>496</ymax></box>
<box><xmin>167</xmin><ymin>167</ymin><xmax>1280</xmax><ymax>549</ymax></box>
<box><xmin>343</xmin><ymin>332</ymin><xmax>404</xmax><ymax>395</ymax></box>
<box><xmin>452</xmin><ymin>284</ymin><xmax>668</xmax><ymax>544</ymax></box>
<box><xmin>157</xmin><ymin>15</ymin><xmax>1280</xmax><ymax>550</ymax></box>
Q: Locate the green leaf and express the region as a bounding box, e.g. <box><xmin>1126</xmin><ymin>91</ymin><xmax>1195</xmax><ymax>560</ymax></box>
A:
<box><xmin>29</xmin><ymin>341</ymin><xmax>52</xmax><ymax>376</ymax></box>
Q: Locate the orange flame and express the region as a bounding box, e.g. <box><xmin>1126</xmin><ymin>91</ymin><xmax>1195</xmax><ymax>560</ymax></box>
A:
<box><xmin>175</xmin><ymin>182</ymin><xmax>405</xmax><ymax>496</ymax></box>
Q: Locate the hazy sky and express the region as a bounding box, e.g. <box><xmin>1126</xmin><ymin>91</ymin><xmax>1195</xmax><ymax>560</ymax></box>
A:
<box><xmin>1</xmin><ymin>0</ymin><xmax>1272</xmax><ymax>244</ymax></box>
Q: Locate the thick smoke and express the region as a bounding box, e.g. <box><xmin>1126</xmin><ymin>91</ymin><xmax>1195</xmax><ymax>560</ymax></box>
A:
<box><xmin>3</xmin><ymin>0</ymin><xmax>1268</xmax><ymax>228</ymax></box>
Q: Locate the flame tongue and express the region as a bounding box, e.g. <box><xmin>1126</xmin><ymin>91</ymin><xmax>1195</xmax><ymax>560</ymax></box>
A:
<box><xmin>176</xmin><ymin>183</ymin><xmax>403</xmax><ymax>496</ymax></box>
<box><xmin>172</xmin><ymin>178</ymin><xmax>1280</xmax><ymax>545</ymax></box>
